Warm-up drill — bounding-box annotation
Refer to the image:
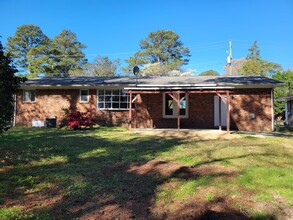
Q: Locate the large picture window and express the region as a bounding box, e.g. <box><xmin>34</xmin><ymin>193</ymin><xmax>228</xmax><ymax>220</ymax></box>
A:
<box><xmin>97</xmin><ymin>89</ymin><xmax>130</xmax><ymax>110</ymax></box>
<box><xmin>163</xmin><ymin>93</ymin><xmax>188</xmax><ymax>118</ymax></box>
<box><xmin>23</xmin><ymin>90</ymin><xmax>36</xmax><ymax>102</ymax></box>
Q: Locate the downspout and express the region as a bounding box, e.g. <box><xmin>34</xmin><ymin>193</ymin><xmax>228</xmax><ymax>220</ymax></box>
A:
<box><xmin>285</xmin><ymin>101</ymin><xmax>288</xmax><ymax>125</ymax></box>
<box><xmin>271</xmin><ymin>89</ymin><xmax>274</xmax><ymax>131</ymax></box>
<box><xmin>13</xmin><ymin>94</ymin><xmax>17</xmax><ymax>127</ymax></box>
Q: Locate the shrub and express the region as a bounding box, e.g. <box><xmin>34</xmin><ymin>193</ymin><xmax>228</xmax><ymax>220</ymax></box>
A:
<box><xmin>66</xmin><ymin>108</ymin><xmax>96</xmax><ymax>130</ymax></box>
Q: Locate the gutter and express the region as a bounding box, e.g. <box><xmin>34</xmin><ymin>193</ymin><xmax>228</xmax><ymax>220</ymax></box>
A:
<box><xmin>124</xmin><ymin>86</ymin><xmax>235</xmax><ymax>90</ymax></box>
<box><xmin>19</xmin><ymin>84</ymin><xmax>136</xmax><ymax>89</ymax></box>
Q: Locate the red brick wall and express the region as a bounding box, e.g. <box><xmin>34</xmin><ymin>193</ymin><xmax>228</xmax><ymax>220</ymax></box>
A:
<box><xmin>230</xmin><ymin>89</ymin><xmax>273</xmax><ymax>131</ymax></box>
<box><xmin>16</xmin><ymin>89</ymin><xmax>129</xmax><ymax>127</ymax></box>
<box><xmin>16</xmin><ymin>88</ymin><xmax>273</xmax><ymax>131</ymax></box>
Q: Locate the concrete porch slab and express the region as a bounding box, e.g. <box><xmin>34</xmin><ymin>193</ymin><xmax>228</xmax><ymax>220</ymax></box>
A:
<box><xmin>132</xmin><ymin>128</ymin><xmax>240</xmax><ymax>140</ymax></box>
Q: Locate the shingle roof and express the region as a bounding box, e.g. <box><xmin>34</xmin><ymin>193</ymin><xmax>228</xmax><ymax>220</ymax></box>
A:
<box><xmin>21</xmin><ymin>76</ymin><xmax>283</xmax><ymax>89</ymax></box>
<box><xmin>22</xmin><ymin>76</ymin><xmax>133</xmax><ymax>86</ymax></box>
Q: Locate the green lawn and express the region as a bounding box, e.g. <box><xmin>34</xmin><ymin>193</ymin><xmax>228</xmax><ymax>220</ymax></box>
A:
<box><xmin>0</xmin><ymin>127</ymin><xmax>292</xmax><ymax>219</ymax></box>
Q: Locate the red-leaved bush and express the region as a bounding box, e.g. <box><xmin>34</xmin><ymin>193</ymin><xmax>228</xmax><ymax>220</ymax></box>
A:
<box><xmin>66</xmin><ymin>108</ymin><xmax>96</xmax><ymax>130</ymax></box>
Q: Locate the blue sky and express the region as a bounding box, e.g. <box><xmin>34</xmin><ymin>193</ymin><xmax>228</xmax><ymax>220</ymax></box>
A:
<box><xmin>1</xmin><ymin>0</ymin><xmax>292</xmax><ymax>75</ymax></box>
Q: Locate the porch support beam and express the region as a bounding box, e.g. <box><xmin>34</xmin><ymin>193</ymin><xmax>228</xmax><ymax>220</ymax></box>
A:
<box><xmin>177</xmin><ymin>90</ymin><xmax>180</xmax><ymax>131</ymax></box>
<box><xmin>226</xmin><ymin>90</ymin><xmax>231</xmax><ymax>133</ymax></box>
<box><xmin>126</xmin><ymin>90</ymin><xmax>233</xmax><ymax>95</ymax></box>
<box><xmin>128</xmin><ymin>91</ymin><xmax>132</xmax><ymax>130</ymax></box>
<box><xmin>134</xmin><ymin>101</ymin><xmax>137</xmax><ymax>129</ymax></box>
<box><xmin>130</xmin><ymin>94</ymin><xmax>140</xmax><ymax>129</ymax></box>
<box><xmin>183</xmin><ymin>90</ymin><xmax>230</xmax><ymax>94</ymax></box>
<box><xmin>127</xmin><ymin>91</ymin><xmax>161</xmax><ymax>94</ymax></box>
<box><xmin>219</xmin><ymin>97</ymin><xmax>222</xmax><ymax>130</ymax></box>
<box><xmin>166</xmin><ymin>92</ymin><xmax>177</xmax><ymax>102</ymax></box>
<box><xmin>216</xmin><ymin>92</ymin><xmax>227</xmax><ymax>104</ymax></box>
<box><xmin>132</xmin><ymin>94</ymin><xmax>139</xmax><ymax>103</ymax></box>
<box><xmin>166</xmin><ymin>91</ymin><xmax>181</xmax><ymax>130</ymax></box>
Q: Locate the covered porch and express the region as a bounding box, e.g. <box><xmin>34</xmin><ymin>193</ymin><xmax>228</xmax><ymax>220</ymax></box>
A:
<box><xmin>125</xmin><ymin>89</ymin><xmax>233</xmax><ymax>133</ymax></box>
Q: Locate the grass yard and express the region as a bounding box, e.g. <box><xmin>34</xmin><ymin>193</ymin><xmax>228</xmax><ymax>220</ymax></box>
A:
<box><xmin>0</xmin><ymin>127</ymin><xmax>292</xmax><ymax>219</ymax></box>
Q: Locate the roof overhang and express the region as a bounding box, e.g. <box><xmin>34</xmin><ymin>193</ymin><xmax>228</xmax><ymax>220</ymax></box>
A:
<box><xmin>19</xmin><ymin>84</ymin><xmax>133</xmax><ymax>89</ymax></box>
<box><xmin>124</xmin><ymin>84</ymin><xmax>278</xmax><ymax>91</ymax></box>
<box><xmin>19</xmin><ymin>76</ymin><xmax>284</xmax><ymax>90</ymax></box>
<box><xmin>124</xmin><ymin>86</ymin><xmax>235</xmax><ymax>90</ymax></box>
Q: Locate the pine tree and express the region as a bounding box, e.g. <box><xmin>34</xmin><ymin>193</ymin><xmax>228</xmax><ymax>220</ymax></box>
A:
<box><xmin>6</xmin><ymin>24</ymin><xmax>49</xmax><ymax>73</ymax></box>
<box><xmin>123</xmin><ymin>30</ymin><xmax>190</xmax><ymax>75</ymax></box>
<box><xmin>239</xmin><ymin>41</ymin><xmax>281</xmax><ymax>77</ymax></box>
<box><xmin>49</xmin><ymin>30</ymin><xmax>87</xmax><ymax>77</ymax></box>
<box><xmin>0</xmin><ymin>40</ymin><xmax>26</xmax><ymax>133</ymax></box>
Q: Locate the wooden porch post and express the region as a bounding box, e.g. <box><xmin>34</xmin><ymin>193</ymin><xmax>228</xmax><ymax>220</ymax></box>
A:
<box><xmin>219</xmin><ymin>97</ymin><xmax>222</xmax><ymax>130</ymax></box>
<box><xmin>166</xmin><ymin>92</ymin><xmax>181</xmax><ymax>131</ymax></box>
<box><xmin>226</xmin><ymin>90</ymin><xmax>230</xmax><ymax>133</ymax></box>
<box><xmin>177</xmin><ymin>90</ymin><xmax>180</xmax><ymax>131</ymax></box>
<box><xmin>134</xmin><ymin>95</ymin><xmax>137</xmax><ymax>129</ymax></box>
<box><xmin>128</xmin><ymin>91</ymin><xmax>132</xmax><ymax>130</ymax></box>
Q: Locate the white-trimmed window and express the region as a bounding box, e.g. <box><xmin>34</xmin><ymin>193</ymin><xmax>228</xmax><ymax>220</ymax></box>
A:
<box><xmin>163</xmin><ymin>93</ymin><xmax>188</xmax><ymax>118</ymax></box>
<box><xmin>80</xmin><ymin>89</ymin><xmax>89</xmax><ymax>102</ymax></box>
<box><xmin>23</xmin><ymin>90</ymin><xmax>36</xmax><ymax>102</ymax></box>
<box><xmin>97</xmin><ymin>89</ymin><xmax>130</xmax><ymax>110</ymax></box>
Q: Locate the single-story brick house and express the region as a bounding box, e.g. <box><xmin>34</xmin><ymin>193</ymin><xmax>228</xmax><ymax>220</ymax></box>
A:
<box><xmin>15</xmin><ymin>76</ymin><xmax>283</xmax><ymax>132</ymax></box>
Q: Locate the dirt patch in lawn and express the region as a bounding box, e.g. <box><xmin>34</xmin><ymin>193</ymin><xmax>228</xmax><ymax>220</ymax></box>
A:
<box><xmin>128</xmin><ymin>160</ymin><xmax>249</xmax><ymax>219</ymax></box>
<box><xmin>74</xmin><ymin>160</ymin><xmax>247</xmax><ymax>219</ymax></box>
<box><xmin>127</xmin><ymin>159</ymin><xmax>238</xmax><ymax>178</ymax></box>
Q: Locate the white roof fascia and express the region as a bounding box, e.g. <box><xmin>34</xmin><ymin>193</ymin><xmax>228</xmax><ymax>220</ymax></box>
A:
<box><xmin>19</xmin><ymin>85</ymin><xmax>131</xmax><ymax>89</ymax></box>
<box><xmin>229</xmin><ymin>84</ymin><xmax>277</xmax><ymax>89</ymax></box>
<box><xmin>136</xmin><ymin>83</ymin><xmax>217</xmax><ymax>87</ymax></box>
<box><xmin>124</xmin><ymin>86</ymin><xmax>235</xmax><ymax>90</ymax></box>
<box><xmin>136</xmin><ymin>83</ymin><xmax>278</xmax><ymax>89</ymax></box>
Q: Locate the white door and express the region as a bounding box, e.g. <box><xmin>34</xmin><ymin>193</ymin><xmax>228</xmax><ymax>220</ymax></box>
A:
<box><xmin>214</xmin><ymin>96</ymin><xmax>226</xmax><ymax>127</ymax></box>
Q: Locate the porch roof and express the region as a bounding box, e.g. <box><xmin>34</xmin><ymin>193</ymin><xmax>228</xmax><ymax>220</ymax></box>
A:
<box><xmin>21</xmin><ymin>75</ymin><xmax>283</xmax><ymax>89</ymax></box>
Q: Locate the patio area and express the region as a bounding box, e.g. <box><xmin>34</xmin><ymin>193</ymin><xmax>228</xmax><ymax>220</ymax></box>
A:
<box><xmin>132</xmin><ymin>128</ymin><xmax>240</xmax><ymax>140</ymax></box>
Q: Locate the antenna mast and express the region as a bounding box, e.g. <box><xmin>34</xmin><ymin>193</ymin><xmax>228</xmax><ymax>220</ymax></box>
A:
<box><xmin>226</xmin><ymin>40</ymin><xmax>233</xmax><ymax>75</ymax></box>
<box><xmin>229</xmin><ymin>41</ymin><xmax>232</xmax><ymax>75</ymax></box>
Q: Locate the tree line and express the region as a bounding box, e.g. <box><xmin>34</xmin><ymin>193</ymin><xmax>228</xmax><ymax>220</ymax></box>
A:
<box><xmin>6</xmin><ymin>25</ymin><xmax>87</xmax><ymax>77</ymax></box>
<box><xmin>5</xmin><ymin>24</ymin><xmax>290</xmax><ymax>78</ymax></box>
<box><xmin>5</xmin><ymin>25</ymin><xmax>193</xmax><ymax>78</ymax></box>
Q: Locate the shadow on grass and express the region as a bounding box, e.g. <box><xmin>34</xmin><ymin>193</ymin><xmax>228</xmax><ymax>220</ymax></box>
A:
<box><xmin>0</xmin><ymin>127</ymin><xmax>277</xmax><ymax>219</ymax></box>
<box><xmin>1</xmin><ymin>127</ymin><xmax>180</xmax><ymax>218</ymax></box>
